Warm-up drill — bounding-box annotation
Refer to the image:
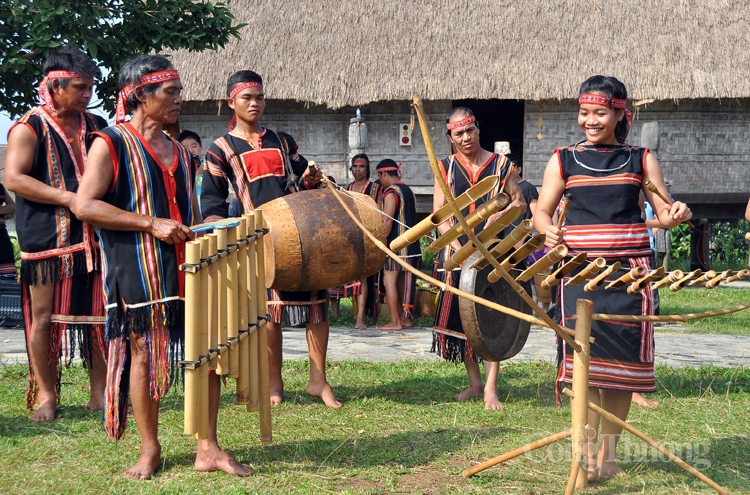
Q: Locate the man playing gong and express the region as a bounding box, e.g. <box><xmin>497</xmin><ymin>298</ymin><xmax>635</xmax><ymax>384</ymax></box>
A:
<box><xmin>432</xmin><ymin>107</ymin><xmax>525</xmax><ymax>410</ymax></box>
<box><xmin>201</xmin><ymin>70</ymin><xmax>341</xmax><ymax>408</ymax></box>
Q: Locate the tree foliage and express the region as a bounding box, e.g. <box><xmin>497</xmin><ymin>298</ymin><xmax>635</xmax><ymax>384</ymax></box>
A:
<box><xmin>0</xmin><ymin>0</ymin><xmax>244</xmax><ymax>118</ymax></box>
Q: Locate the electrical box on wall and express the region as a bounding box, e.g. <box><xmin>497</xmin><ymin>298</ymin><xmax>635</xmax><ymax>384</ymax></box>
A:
<box><xmin>399</xmin><ymin>123</ymin><xmax>412</xmax><ymax>146</ymax></box>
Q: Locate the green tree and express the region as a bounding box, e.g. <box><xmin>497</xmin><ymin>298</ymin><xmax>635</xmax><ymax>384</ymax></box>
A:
<box><xmin>0</xmin><ymin>0</ymin><xmax>244</xmax><ymax>118</ymax></box>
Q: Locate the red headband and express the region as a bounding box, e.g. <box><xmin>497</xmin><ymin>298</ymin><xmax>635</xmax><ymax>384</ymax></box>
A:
<box><xmin>352</xmin><ymin>158</ymin><xmax>368</xmax><ymax>166</ymax></box>
<box><xmin>578</xmin><ymin>93</ymin><xmax>627</xmax><ymax>109</ymax></box>
<box><xmin>446</xmin><ymin>115</ymin><xmax>476</xmax><ymax>130</ymax></box>
<box><xmin>38</xmin><ymin>71</ymin><xmax>86</xmax><ymax>111</ymax></box>
<box><xmin>227</xmin><ymin>82</ymin><xmax>265</xmax><ymax>131</ymax></box>
<box><xmin>377</xmin><ymin>163</ymin><xmax>402</xmax><ymax>179</ymax></box>
<box><xmin>116</xmin><ymin>69</ymin><xmax>181</xmax><ymax>124</ymax></box>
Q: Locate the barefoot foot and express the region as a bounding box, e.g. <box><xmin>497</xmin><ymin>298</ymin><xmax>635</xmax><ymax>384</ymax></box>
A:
<box><xmin>376</xmin><ymin>321</ymin><xmax>402</xmax><ymax>331</ymax></box>
<box><xmin>454</xmin><ymin>384</ymin><xmax>483</xmax><ymax>401</ymax></box>
<box><xmin>355</xmin><ymin>319</ymin><xmax>367</xmax><ymax>330</ymax></box>
<box><xmin>306</xmin><ymin>381</ymin><xmax>342</xmax><ymax>408</ymax></box>
<box><xmin>598</xmin><ymin>461</ymin><xmax>626</xmax><ymax>480</ymax></box>
<box><xmin>270</xmin><ymin>386</ymin><xmax>284</xmax><ymax>406</ymax></box>
<box><xmin>195</xmin><ymin>443</ymin><xmax>253</xmax><ymax>477</ymax></box>
<box><xmin>30</xmin><ymin>398</ymin><xmax>57</xmax><ymax>422</ymax></box>
<box><xmin>631</xmin><ymin>392</ymin><xmax>659</xmax><ymax>408</ymax></box>
<box><xmin>124</xmin><ymin>447</ymin><xmax>161</xmax><ymax>479</ymax></box>
<box><xmin>483</xmin><ymin>390</ymin><xmax>504</xmax><ymax>410</ymax></box>
<box><xmin>400</xmin><ymin>318</ymin><xmax>413</xmax><ymax>328</ymax></box>
<box><xmin>88</xmin><ymin>394</ymin><xmax>104</xmax><ymax>411</ymax></box>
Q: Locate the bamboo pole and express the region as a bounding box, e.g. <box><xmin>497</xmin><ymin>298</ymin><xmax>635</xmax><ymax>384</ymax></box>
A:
<box><xmin>688</xmin><ymin>270</ymin><xmax>717</xmax><ymax>287</ymax></box>
<box><xmin>643</xmin><ymin>181</ymin><xmax>695</xmax><ymax>228</ymax></box>
<box><xmin>562</xmin><ymin>388</ymin><xmax>727</xmax><ymax>495</ymax></box>
<box><xmin>486</xmin><ymin>234</ymin><xmax>546</xmax><ymax>282</ymax></box>
<box><xmin>244</xmin><ymin>213</ymin><xmax>260</xmax><ymax>412</ymax></box>
<box><xmin>565</xmin><ymin>258</ymin><xmax>607</xmax><ymax>287</ymax></box>
<box><xmin>571</xmin><ymin>299</ymin><xmax>593</xmax><ymax>489</ymax></box>
<box><xmin>443</xmin><ymin>205</ymin><xmax>521</xmax><ymax>271</ymax></box>
<box><xmin>207</xmin><ymin>235</ymin><xmax>220</xmax><ymax>369</ymax></box>
<box><xmin>591</xmin><ymin>301</ymin><xmax>750</xmax><ymax>322</ymax></box>
<box><xmin>469</xmin><ymin>219</ymin><xmax>534</xmax><ymax>271</ymax></box>
<box><xmin>651</xmin><ymin>270</ymin><xmax>684</xmax><ymax>290</ymax></box>
<box><xmin>226</xmin><ymin>225</ymin><xmax>239</xmax><ymax>378</ymax></box>
<box><xmin>236</xmin><ymin>219</ymin><xmax>251</xmax><ymax>404</ymax></box>
<box><xmin>183</xmin><ymin>241</ymin><xmax>201</xmax><ymax>436</ymax></box>
<box><xmin>389</xmin><ymin>175</ymin><xmax>499</xmax><ymax>253</ymax></box>
<box><xmin>215</xmin><ymin>227</ymin><xmax>229</xmax><ymax>375</ymax></box>
<box><xmin>462</xmin><ymin>430</ymin><xmax>572</xmax><ymax>477</ymax></box>
<box><xmin>565</xmin><ymin>452</ymin><xmax>583</xmax><ymax>495</ymax></box>
<box><xmin>584</xmin><ymin>261</ymin><xmax>621</xmax><ymax>293</ymax></box>
<box><xmin>705</xmin><ymin>270</ymin><xmax>732</xmax><ymax>289</ymax></box>
<box><xmin>627</xmin><ymin>267</ymin><xmax>666</xmax><ymax>295</ymax></box>
<box><xmin>254</xmin><ymin>210</ymin><xmax>272</xmax><ymax>444</ymax></box>
<box><xmin>670</xmin><ymin>269</ymin><xmax>702</xmax><ymax>292</ymax></box>
<box><xmin>197</xmin><ymin>237</ymin><xmax>210</xmax><ymax>440</ymax></box>
<box><xmin>724</xmin><ymin>269</ymin><xmax>750</xmax><ymax>284</ymax></box>
<box><xmin>427</xmin><ymin>193</ymin><xmax>509</xmax><ymax>252</ymax></box>
<box><xmin>516</xmin><ymin>244</ymin><xmax>568</xmax><ymax>283</ymax></box>
<box><xmin>541</xmin><ymin>253</ymin><xmax>587</xmax><ymax>290</ymax></box>
<box><xmin>605</xmin><ymin>266</ymin><xmax>646</xmax><ymax>291</ymax></box>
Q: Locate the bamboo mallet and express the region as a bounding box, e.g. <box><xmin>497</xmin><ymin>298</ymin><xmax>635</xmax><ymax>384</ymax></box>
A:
<box><xmin>644</xmin><ymin>181</ymin><xmax>695</xmax><ymax>228</ymax></box>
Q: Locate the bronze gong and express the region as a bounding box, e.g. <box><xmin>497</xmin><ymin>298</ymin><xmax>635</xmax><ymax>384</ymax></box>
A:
<box><xmin>458</xmin><ymin>251</ymin><xmax>532</xmax><ymax>361</ymax></box>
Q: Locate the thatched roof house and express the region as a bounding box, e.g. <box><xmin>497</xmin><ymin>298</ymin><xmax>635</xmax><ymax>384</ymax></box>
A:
<box><xmin>172</xmin><ymin>0</ymin><xmax>750</xmax><ymax>106</ymax></box>
<box><xmin>171</xmin><ymin>0</ymin><xmax>750</xmax><ymax>219</ymax></box>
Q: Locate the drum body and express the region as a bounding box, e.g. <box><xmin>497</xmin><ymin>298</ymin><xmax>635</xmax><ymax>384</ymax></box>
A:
<box><xmin>263</xmin><ymin>190</ymin><xmax>387</xmax><ymax>291</ymax></box>
<box><xmin>459</xmin><ymin>251</ymin><xmax>532</xmax><ymax>361</ymax></box>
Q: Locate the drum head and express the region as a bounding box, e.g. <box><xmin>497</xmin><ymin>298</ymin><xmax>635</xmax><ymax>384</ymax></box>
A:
<box><xmin>459</xmin><ymin>251</ymin><xmax>533</xmax><ymax>361</ymax></box>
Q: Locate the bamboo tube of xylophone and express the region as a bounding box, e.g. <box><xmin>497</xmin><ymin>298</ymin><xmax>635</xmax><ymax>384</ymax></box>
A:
<box><xmin>705</xmin><ymin>270</ymin><xmax>732</xmax><ymax>289</ymax></box>
<box><xmin>669</xmin><ymin>269</ymin><xmax>702</xmax><ymax>292</ymax></box>
<box><xmin>183</xmin><ymin>241</ymin><xmax>201</xmax><ymax>436</ymax></box>
<box><xmin>244</xmin><ymin>213</ymin><xmax>260</xmax><ymax>412</ymax></box>
<box><xmin>651</xmin><ymin>270</ymin><xmax>684</xmax><ymax>290</ymax></box>
<box><xmin>541</xmin><ymin>253</ymin><xmax>588</xmax><ymax>290</ymax></box>
<box><xmin>724</xmin><ymin>269</ymin><xmax>750</xmax><ymax>284</ymax></box>
<box><xmin>197</xmin><ymin>237</ymin><xmax>210</xmax><ymax>440</ymax></box>
<box><xmin>688</xmin><ymin>270</ymin><xmax>717</xmax><ymax>287</ymax></box>
<box><xmin>426</xmin><ymin>193</ymin><xmax>510</xmax><ymax>252</ymax></box>
<box><xmin>390</xmin><ymin>175</ymin><xmax>499</xmax><ymax>253</ymax></box>
<box><xmin>565</xmin><ymin>258</ymin><xmax>607</xmax><ymax>287</ymax></box>
<box><xmin>516</xmin><ymin>244</ymin><xmax>568</xmax><ymax>283</ymax></box>
<box><xmin>226</xmin><ymin>226</ymin><xmax>240</xmax><ymax>378</ymax></box>
<box><xmin>207</xmin><ymin>235</ymin><xmax>220</xmax><ymax>369</ymax></box>
<box><xmin>216</xmin><ymin>227</ymin><xmax>229</xmax><ymax>374</ymax></box>
<box><xmin>468</xmin><ymin>219</ymin><xmax>534</xmax><ymax>271</ymax></box>
<box><xmin>442</xmin><ymin>206</ymin><xmax>521</xmax><ymax>271</ymax></box>
<box><xmin>254</xmin><ymin>210</ymin><xmax>272</xmax><ymax>444</ymax></box>
<box><xmin>583</xmin><ymin>261</ymin><xmax>622</xmax><ymax>293</ymax></box>
<box><xmin>487</xmin><ymin>234</ymin><xmax>547</xmax><ymax>283</ymax></box>
<box><xmin>605</xmin><ymin>266</ymin><xmax>646</xmax><ymax>290</ymax></box>
<box><xmin>626</xmin><ymin>267</ymin><xmax>666</xmax><ymax>294</ymax></box>
<box><xmin>236</xmin><ymin>218</ymin><xmax>251</xmax><ymax>404</ymax></box>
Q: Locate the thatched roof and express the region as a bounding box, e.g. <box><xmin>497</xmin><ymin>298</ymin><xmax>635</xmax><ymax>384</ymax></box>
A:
<box><xmin>170</xmin><ymin>0</ymin><xmax>750</xmax><ymax>108</ymax></box>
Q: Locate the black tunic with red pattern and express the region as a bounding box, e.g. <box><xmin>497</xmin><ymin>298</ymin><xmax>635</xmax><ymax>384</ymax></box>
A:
<box><xmin>556</xmin><ymin>143</ymin><xmax>655</xmax><ymax>403</ymax></box>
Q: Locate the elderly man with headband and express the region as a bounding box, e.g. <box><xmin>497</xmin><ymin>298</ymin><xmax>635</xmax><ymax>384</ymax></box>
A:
<box><xmin>5</xmin><ymin>47</ymin><xmax>108</xmax><ymax>422</ymax></box>
<box><xmin>74</xmin><ymin>55</ymin><xmax>252</xmax><ymax>479</ymax></box>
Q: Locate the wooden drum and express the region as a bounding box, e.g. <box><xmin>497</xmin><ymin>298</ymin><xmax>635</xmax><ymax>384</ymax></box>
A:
<box><xmin>262</xmin><ymin>189</ymin><xmax>388</xmax><ymax>291</ymax></box>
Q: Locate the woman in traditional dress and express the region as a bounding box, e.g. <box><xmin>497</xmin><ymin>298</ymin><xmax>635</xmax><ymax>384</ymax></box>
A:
<box><xmin>534</xmin><ymin>75</ymin><xmax>691</xmax><ymax>480</ymax></box>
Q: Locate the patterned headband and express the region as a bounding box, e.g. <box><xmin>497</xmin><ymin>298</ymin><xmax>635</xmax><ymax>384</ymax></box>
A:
<box><xmin>578</xmin><ymin>93</ymin><xmax>627</xmax><ymax>109</ymax></box>
<box><xmin>227</xmin><ymin>82</ymin><xmax>265</xmax><ymax>131</ymax></box>
<box><xmin>446</xmin><ymin>115</ymin><xmax>476</xmax><ymax>130</ymax></box>
<box><xmin>38</xmin><ymin>71</ymin><xmax>87</xmax><ymax>111</ymax></box>
<box><xmin>351</xmin><ymin>158</ymin><xmax>368</xmax><ymax>166</ymax></box>
<box><xmin>377</xmin><ymin>163</ymin><xmax>402</xmax><ymax>178</ymax></box>
<box><xmin>116</xmin><ymin>69</ymin><xmax>181</xmax><ymax>124</ymax></box>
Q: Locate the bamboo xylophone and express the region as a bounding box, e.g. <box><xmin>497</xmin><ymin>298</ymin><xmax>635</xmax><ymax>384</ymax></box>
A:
<box><xmin>181</xmin><ymin>212</ymin><xmax>272</xmax><ymax>443</ymax></box>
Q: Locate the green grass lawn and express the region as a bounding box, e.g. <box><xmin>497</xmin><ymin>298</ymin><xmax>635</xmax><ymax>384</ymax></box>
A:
<box><xmin>1</xmin><ymin>361</ymin><xmax>748</xmax><ymax>494</ymax></box>
<box><xmin>659</xmin><ymin>287</ymin><xmax>750</xmax><ymax>335</ymax></box>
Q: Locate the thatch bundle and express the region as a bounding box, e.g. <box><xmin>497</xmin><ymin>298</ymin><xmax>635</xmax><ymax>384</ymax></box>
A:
<box><xmin>170</xmin><ymin>0</ymin><xmax>750</xmax><ymax>107</ymax></box>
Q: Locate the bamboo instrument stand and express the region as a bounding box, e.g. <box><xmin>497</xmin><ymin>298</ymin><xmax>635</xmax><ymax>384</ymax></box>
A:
<box><xmin>181</xmin><ymin>213</ymin><xmax>272</xmax><ymax>445</ymax></box>
<box><xmin>461</xmin><ymin>298</ymin><xmax>727</xmax><ymax>495</ymax></box>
